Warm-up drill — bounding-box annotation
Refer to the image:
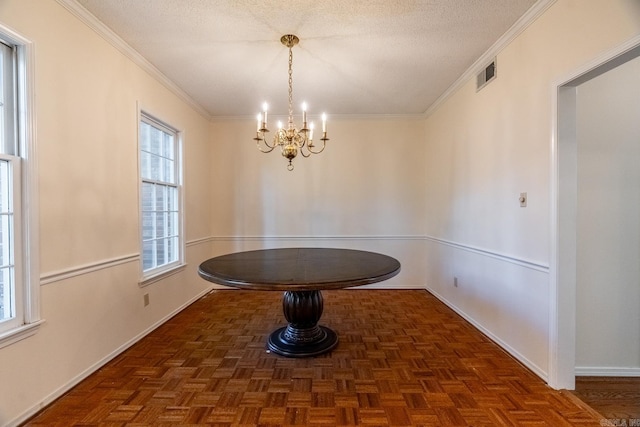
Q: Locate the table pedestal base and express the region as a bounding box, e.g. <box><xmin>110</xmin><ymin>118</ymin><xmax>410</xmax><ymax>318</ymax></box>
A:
<box><xmin>267</xmin><ymin>290</ymin><xmax>338</xmax><ymax>357</ymax></box>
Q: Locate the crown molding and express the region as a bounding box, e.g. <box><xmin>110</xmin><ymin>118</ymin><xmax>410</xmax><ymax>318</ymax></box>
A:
<box><xmin>210</xmin><ymin>113</ymin><xmax>427</xmax><ymax>122</ymax></box>
<box><xmin>424</xmin><ymin>0</ymin><xmax>557</xmax><ymax>118</ymax></box>
<box><xmin>55</xmin><ymin>0</ymin><xmax>212</xmax><ymax>120</ymax></box>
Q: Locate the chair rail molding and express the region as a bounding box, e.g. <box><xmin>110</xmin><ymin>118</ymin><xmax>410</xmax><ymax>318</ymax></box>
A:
<box><xmin>40</xmin><ymin>253</ymin><xmax>140</xmax><ymax>286</ymax></box>
<box><xmin>424</xmin><ymin>235</ymin><xmax>549</xmax><ymax>272</ymax></box>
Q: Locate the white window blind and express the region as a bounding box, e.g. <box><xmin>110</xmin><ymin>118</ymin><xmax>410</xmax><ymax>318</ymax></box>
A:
<box><xmin>139</xmin><ymin>114</ymin><xmax>182</xmax><ymax>277</ymax></box>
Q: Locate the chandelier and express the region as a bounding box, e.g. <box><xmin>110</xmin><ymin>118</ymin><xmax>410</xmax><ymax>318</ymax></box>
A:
<box><xmin>254</xmin><ymin>34</ymin><xmax>329</xmax><ymax>171</ymax></box>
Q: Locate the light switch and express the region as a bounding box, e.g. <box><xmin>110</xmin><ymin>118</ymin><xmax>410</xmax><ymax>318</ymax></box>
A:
<box><xmin>519</xmin><ymin>192</ymin><xmax>527</xmax><ymax>207</ymax></box>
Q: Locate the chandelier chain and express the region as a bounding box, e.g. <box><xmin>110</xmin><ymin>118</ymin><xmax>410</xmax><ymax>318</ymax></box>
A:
<box><xmin>288</xmin><ymin>46</ymin><xmax>293</xmax><ymax>127</ymax></box>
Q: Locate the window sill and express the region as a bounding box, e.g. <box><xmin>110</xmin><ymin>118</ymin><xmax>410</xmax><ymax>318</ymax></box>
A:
<box><xmin>0</xmin><ymin>319</ymin><xmax>45</xmax><ymax>350</ymax></box>
<box><xmin>139</xmin><ymin>263</ymin><xmax>187</xmax><ymax>288</ymax></box>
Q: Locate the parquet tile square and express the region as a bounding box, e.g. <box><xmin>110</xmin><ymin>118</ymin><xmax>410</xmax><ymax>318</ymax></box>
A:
<box><xmin>24</xmin><ymin>290</ymin><xmax>603</xmax><ymax>426</ymax></box>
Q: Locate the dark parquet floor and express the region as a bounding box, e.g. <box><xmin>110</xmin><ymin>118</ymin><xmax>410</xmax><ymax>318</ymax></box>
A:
<box><xmin>25</xmin><ymin>290</ymin><xmax>604</xmax><ymax>426</ymax></box>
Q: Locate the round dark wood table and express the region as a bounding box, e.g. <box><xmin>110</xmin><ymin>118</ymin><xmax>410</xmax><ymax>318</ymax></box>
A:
<box><xmin>198</xmin><ymin>248</ymin><xmax>401</xmax><ymax>357</ymax></box>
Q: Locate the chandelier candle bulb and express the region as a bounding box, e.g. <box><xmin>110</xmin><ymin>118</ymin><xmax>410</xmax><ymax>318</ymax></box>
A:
<box><xmin>262</xmin><ymin>103</ymin><xmax>268</xmax><ymax>125</ymax></box>
<box><xmin>322</xmin><ymin>113</ymin><xmax>327</xmax><ymax>133</ymax></box>
<box><xmin>309</xmin><ymin>122</ymin><xmax>314</xmax><ymax>141</ymax></box>
<box><xmin>302</xmin><ymin>102</ymin><xmax>307</xmax><ymax>125</ymax></box>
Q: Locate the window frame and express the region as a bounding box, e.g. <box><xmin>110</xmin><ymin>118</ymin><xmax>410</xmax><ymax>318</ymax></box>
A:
<box><xmin>0</xmin><ymin>25</ymin><xmax>41</xmax><ymax>348</ymax></box>
<box><xmin>0</xmin><ymin>154</ymin><xmax>22</xmax><ymax>331</ymax></box>
<box><xmin>138</xmin><ymin>110</ymin><xmax>185</xmax><ymax>285</ymax></box>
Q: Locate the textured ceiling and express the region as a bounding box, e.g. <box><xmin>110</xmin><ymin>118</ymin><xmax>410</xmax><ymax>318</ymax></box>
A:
<box><xmin>74</xmin><ymin>0</ymin><xmax>538</xmax><ymax>118</ymax></box>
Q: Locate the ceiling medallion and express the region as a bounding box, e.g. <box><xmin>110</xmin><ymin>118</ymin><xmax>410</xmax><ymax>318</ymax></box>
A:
<box><xmin>254</xmin><ymin>34</ymin><xmax>329</xmax><ymax>171</ymax></box>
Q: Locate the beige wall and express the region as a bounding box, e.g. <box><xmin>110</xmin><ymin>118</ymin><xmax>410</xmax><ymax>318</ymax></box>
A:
<box><xmin>210</xmin><ymin>117</ymin><xmax>426</xmax><ymax>237</ymax></box>
<box><xmin>423</xmin><ymin>0</ymin><xmax>640</xmax><ymax>384</ymax></box>
<box><xmin>0</xmin><ymin>1</ymin><xmax>213</xmax><ymax>424</ymax></box>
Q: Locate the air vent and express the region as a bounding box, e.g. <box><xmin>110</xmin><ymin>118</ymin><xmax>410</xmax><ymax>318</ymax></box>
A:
<box><xmin>476</xmin><ymin>59</ymin><xmax>496</xmax><ymax>91</ymax></box>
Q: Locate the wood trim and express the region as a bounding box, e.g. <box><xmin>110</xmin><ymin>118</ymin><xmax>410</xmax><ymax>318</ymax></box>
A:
<box><xmin>40</xmin><ymin>254</ymin><xmax>140</xmax><ymax>286</ymax></box>
<box><xmin>186</xmin><ymin>236</ymin><xmax>214</xmax><ymax>247</ymax></box>
<box><xmin>424</xmin><ymin>235</ymin><xmax>549</xmax><ymax>272</ymax></box>
<box><xmin>575</xmin><ymin>367</ymin><xmax>640</xmax><ymax>377</ymax></box>
<box><xmin>207</xmin><ymin>235</ymin><xmax>426</xmax><ymax>242</ymax></box>
<box><xmin>0</xmin><ymin>319</ymin><xmax>44</xmax><ymax>350</ymax></box>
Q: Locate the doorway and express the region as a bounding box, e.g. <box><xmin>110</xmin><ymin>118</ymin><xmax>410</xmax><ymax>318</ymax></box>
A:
<box><xmin>551</xmin><ymin>37</ymin><xmax>640</xmax><ymax>390</ymax></box>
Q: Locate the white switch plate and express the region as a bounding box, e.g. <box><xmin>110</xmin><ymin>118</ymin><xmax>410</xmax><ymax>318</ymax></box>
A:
<box><xmin>520</xmin><ymin>192</ymin><xmax>527</xmax><ymax>207</ymax></box>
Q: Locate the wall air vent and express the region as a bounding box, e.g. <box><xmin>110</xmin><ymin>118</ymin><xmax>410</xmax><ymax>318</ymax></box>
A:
<box><xmin>476</xmin><ymin>59</ymin><xmax>496</xmax><ymax>91</ymax></box>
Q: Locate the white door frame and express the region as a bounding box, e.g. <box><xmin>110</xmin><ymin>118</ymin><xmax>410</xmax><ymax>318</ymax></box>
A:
<box><xmin>548</xmin><ymin>35</ymin><xmax>640</xmax><ymax>390</ymax></box>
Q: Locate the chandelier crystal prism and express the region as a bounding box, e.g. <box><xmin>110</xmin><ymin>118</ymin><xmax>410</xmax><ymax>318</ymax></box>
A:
<box><xmin>254</xmin><ymin>34</ymin><xmax>329</xmax><ymax>171</ymax></box>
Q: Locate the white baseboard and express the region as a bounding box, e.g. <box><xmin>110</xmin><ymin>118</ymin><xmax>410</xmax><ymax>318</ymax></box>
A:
<box><xmin>575</xmin><ymin>367</ymin><xmax>640</xmax><ymax>377</ymax></box>
<box><xmin>9</xmin><ymin>288</ymin><xmax>213</xmax><ymax>427</ymax></box>
<box><xmin>427</xmin><ymin>287</ymin><xmax>549</xmax><ymax>382</ymax></box>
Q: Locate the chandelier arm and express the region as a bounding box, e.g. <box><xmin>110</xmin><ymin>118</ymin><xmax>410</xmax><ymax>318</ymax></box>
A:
<box><xmin>257</xmin><ymin>143</ymin><xmax>277</xmax><ymax>153</ymax></box>
<box><xmin>306</xmin><ymin>139</ymin><xmax>327</xmax><ymax>155</ymax></box>
<box><xmin>298</xmin><ymin>134</ymin><xmax>310</xmax><ymax>157</ymax></box>
<box><xmin>256</xmin><ymin>134</ymin><xmax>277</xmax><ymax>153</ymax></box>
<box><xmin>300</xmin><ymin>146</ymin><xmax>312</xmax><ymax>157</ymax></box>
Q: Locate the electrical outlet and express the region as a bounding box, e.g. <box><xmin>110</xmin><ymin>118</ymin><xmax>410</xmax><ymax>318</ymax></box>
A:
<box><xmin>143</xmin><ymin>293</ymin><xmax>150</xmax><ymax>307</ymax></box>
<box><xmin>454</xmin><ymin>276</ymin><xmax>458</xmax><ymax>287</ymax></box>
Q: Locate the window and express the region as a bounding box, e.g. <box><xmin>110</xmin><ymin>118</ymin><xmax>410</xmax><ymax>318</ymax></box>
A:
<box><xmin>0</xmin><ymin>40</ymin><xmax>18</xmax><ymax>329</ymax></box>
<box><xmin>0</xmin><ymin>154</ymin><xmax>21</xmax><ymax>330</ymax></box>
<box><xmin>139</xmin><ymin>113</ymin><xmax>183</xmax><ymax>280</ymax></box>
<box><xmin>0</xmin><ymin>27</ymin><xmax>40</xmax><ymax>346</ymax></box>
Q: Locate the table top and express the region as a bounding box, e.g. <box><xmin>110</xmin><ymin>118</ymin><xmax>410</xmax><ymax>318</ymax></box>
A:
<box><xmin>198</xmin><ymin>248</ymin><xmax>401</xmax><ymax>291</ymax></box>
